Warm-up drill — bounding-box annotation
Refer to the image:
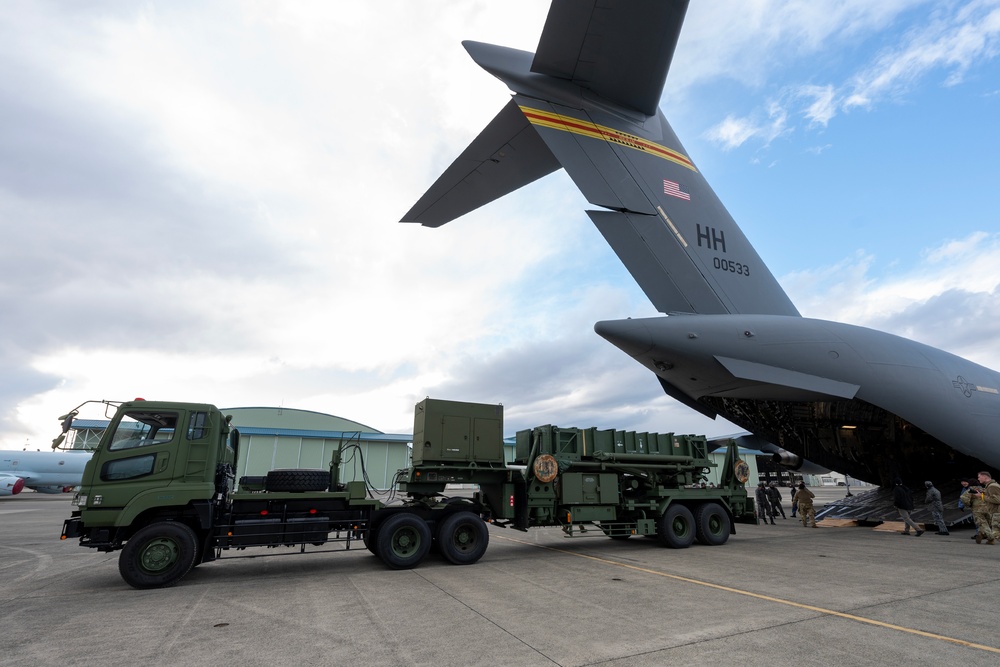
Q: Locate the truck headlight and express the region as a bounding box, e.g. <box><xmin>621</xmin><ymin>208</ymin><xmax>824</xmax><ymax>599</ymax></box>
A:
<box><xmin>72</xmin><ymin>494</ymin><xmax>87</xmax><ymax>507</ymax></box>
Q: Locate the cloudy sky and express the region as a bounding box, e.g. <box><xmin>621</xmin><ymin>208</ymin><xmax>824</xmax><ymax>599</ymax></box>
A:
<box><xmin>3</xmin><ymin>0</ymin><xmax>999</xmax><ymax>449</ymax></box>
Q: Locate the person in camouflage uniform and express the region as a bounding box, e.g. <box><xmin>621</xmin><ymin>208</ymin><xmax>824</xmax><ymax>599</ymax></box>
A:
<box><xmin>793</xmin><ymin>482</ymin><xmax>817</xmax><ymax>528</ymax></box>
<box><xmin>960</xmin><ymin>481</ymin><xmax>990</xmax><ymax>544</ymax></box>
<box><xmin>977</xmin><ymin>471</ymin><xmax>1000</xmax><ymax>545</ymax></box>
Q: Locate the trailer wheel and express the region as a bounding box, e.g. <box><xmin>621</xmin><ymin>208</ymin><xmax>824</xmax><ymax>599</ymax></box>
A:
<box><xmin>118</xmin><ymin>522</ymin><xmax>198</xmax><ymax>589</ymax></box>
<box><xmin>437</xmin><ymin>511</ymin><xmax>489</xmax><ymax>565</ymax></box>
<box><xmin>694</xmin><ymin>502</ymin><xmax>731</xmax><ymax>546</ymax></box>
<box><xmin>657</xmin><ymin>504</ymin><xmax>695</xmax><ymax>548</ymax></box>
<box><xmin>377</xmin><ymin>513</ymin><xmax>431</xmax><ymax>569</ymax></box>
<box><xmin>265</xmin><ymin>469</ymin><xmax>329</xmax><ymax>492</ymax></box>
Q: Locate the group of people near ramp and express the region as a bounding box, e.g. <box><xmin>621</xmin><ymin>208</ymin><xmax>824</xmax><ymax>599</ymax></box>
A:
<box><xmin>754</xmin><ymin>482</ymin><xmax>816</xmax><ymax>528</ymax></box>
<box><xmin>753</xmin><ymin>473</ymin><xmax>1000</xmax><ymax>538</ymax></box>
<box><xmin>893</xmin><ymin>472</ymin><xmax>1000</xmax><ymax>539</ymax></box>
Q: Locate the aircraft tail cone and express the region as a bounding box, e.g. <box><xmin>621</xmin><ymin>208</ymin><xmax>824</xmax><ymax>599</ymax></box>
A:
<box><xmin>595</xmin><ymin>319</ymin><xmax>654</xmax><ymax>357</ymax></box>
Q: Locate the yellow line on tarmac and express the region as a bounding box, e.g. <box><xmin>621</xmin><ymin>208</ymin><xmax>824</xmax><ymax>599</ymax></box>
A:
<box><xmin>495</xmin><ymin>535</ymin><xmax>1000</xmax><ymax>655</ymax></box>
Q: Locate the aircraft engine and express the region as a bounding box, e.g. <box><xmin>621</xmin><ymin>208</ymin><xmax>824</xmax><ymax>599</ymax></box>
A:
<box><xmin>0</xmin><ymin>474</ymin><xmax>25</xmax><ymax>496</ymax></box>
<box><xmin>770</xmin><ymin>450</ymin><xmax>830</xmax><ymax>476</ymax></box>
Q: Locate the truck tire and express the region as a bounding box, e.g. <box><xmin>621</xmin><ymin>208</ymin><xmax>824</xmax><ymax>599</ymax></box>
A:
<box><xmin>437</xmin><ymin>511</ymin><xmax>489</xmax><ymax>565</ymax></box>
<box><xmin>694</xmin><ymin>502</ymin><xmax>731</xmax><ymax>546</ymax></box>
<box><xmin>376</xmin><ymin>513</ymin><xmax>431</xmax><ymax>570</ymax></box>
<box><xmin>657</xmin><ymin>504</ymin><xmax>695</xmax><ymax>549</ymax></box>
<box><xmin>265</xmin><ymin>469</ymin><xmax>329</xmax><ymax>492</ymax></box>
<box><xmin>118</xmin><ymin>522</ymin><xmax>198</xmax><ymax>589</ymax></box>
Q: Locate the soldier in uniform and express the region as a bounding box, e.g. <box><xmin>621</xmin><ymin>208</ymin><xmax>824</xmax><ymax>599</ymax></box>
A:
<box><xmin>960</xmin><ymin>481</ymin><xmax>989</xmax><ymax>544</ymax></box>
<box><xmin>755</xmin><ymin>483</ymin><xmax>775</xmax><ymax>525</ymax></box>
<box><xmin>977</xmin><ymin>471</ymin><xmax>1000</xmax><ymax>545</ymax></box>
<box><xmin>767</xmin><ymin>483</ymin><xmax>786</xmax><ymax>519</ymax></box>
<box><xmin>924</xmin><ymin>481</ymin><xmax>949</xmax><ymax>535</ymax></box>
<box><xmin>793</xmin><ymin>482</ymin><xmax>817</xmax><ymax>528</ymax></box>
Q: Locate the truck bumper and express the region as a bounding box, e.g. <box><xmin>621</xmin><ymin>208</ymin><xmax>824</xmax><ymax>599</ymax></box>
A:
<box><xmin>61</xmin><ymin>517</ymin><xmax>82</xmax><ymax>540</ymax></box>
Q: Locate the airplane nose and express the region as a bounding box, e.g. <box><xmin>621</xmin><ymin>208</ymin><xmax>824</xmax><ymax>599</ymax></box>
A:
<box><xmin>594</xmin><ymin>319</ymin><xmax>654</xmax><ymax>357</ymax></box>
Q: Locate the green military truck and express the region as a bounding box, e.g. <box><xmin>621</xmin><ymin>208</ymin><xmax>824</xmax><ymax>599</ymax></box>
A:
<box><xmin>61</xmin><ymin>398</ymin><xmax>754</xmax><ymax>589</ymax></box>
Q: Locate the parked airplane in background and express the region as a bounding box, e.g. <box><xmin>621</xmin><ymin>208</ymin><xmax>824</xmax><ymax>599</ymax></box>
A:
<box><xmin>1</xmin><ymin>450</ymin><xmax>90</xmax><ymax>496</ymax></box>
<box><xmin>402</xmin><ymin>0</ymin><xmax>1000</xmax><ymax>485</ymax></box>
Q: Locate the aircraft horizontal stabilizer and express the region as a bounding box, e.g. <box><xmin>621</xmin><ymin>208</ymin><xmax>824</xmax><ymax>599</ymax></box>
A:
<box><xmin>400</xmin><ymin>99</ymin><xmax>560</xmax><ymax>227</ymax></box>
<box><xmin>532</xmin><ymin>0</ymin><xmax>689</xmax><ymax>116</ymax></box>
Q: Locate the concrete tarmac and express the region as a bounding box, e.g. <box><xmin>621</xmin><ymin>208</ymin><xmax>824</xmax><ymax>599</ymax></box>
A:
<box><xmin>3</xmin><ymin>490</ymin><xmax>999</xmax><ymax>666</ymax></box>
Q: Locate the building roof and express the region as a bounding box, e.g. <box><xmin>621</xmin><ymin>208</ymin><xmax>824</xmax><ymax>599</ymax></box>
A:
<box><xmin>222</xmin><ymin>406</ymin><xmax>380</xmax><ymax>433</ymax></box>
<box><xmin>72</xmin><ymin>406</ymin><xmax>413</xmax><ymax>444</ymax></box>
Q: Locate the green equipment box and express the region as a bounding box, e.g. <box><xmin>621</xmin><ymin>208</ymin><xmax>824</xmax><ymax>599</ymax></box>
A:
<box><xmin>412</xmin><ymin>398</ymin><xmax>504</xmax><ymax>466</ymax></box>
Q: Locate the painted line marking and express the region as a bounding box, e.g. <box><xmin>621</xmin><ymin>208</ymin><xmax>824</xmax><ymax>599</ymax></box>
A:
<box><xmin>518</xmin><ymin>106</ymin><xmax>697</xmax><ymax>172</ymax></box>
<box><xmin>495</xmin><ymin>534</ymin><xmax>1000</xmax><ymax>655</ymax></box>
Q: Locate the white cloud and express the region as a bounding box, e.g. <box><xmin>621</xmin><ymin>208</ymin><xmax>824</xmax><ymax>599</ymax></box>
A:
<box><xmin>798</xmin><ymin>84</ymin><xmax>838</xmax><ymax>126</ymax></box>
<box><xmin>704</xmin><ymin>103</ymin><xmax>789</xmax><ymax>150</ymax></box>
<box><xmin>704</xmin><ymin>115</ymin><xmax>760</xmax><ymax>150</ymax></box>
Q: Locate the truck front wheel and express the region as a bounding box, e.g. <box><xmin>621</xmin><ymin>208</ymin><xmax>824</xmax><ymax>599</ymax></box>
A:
<box><xmin>657</xmin><ymin>504</ymin><xmax>695</xmax><ymax>549</ymax></box>
<box><xmin>437</xmin><ymin>511</ymin><xmax>489</xmax><ymax>565</ymax></box>
<box><xmin>376</xmin><ymin>513</ymin><xmax>431</xmax><ymax>570</ymax></box>
<box><xmin>118</xmin><ymin>522</ymin><xmax>198</xmax><ymax>589</ymax></box>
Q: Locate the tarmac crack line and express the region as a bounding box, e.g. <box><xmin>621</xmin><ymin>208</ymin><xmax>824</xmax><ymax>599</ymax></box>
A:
<box><xmin>412</xmin><ymin>570</ymin><xmax>563</xmax><ymax>667</ymax></box>
<box><xmin>155</xmin><ymin>587</ymin><xmax>210</xmax><ymax>658</ymax></box>
<box><xmin>495</xmin><ymin>534</ymin><xmax>1000</xmax><ymax>656</ymax></box>
<box><xmin>576</xmin><ymin>619</ymin><xmax>801</xmax><ymax>667</ymax></box>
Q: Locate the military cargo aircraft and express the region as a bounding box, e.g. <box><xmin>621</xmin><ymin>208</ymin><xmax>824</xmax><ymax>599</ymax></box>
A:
<box><xmin>401</xmin><ymin>0</ymin><xmax>999</xmax><ymax>485</ymax></box>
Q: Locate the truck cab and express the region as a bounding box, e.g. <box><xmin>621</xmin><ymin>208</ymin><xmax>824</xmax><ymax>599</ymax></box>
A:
<box><xmin>64</xmin><ymin>400</ymin><xmax>236</xmax><ymax>552</ymax></box>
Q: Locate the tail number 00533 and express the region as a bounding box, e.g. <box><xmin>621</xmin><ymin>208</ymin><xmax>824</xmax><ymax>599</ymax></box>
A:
<box><xmin>713</xmin><ymin>257</ymin><xmax>750</xmax><ymax>276</ymax></box>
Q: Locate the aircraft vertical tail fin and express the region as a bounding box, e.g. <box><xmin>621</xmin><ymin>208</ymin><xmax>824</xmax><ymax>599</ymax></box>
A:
<box><xmin>401</xmin><ymin>0</ymin><xmax>799</xmax><ymax>317</ymax></box>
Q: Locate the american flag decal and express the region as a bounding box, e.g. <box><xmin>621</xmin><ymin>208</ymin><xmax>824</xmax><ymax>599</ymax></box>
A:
<box><xmin>663</xmin><ymin>179</ymin><xmax>691</xmax><ymax>201</ymax></box>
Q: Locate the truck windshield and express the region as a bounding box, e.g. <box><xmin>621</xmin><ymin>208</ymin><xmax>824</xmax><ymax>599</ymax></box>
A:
<box><xmin>107</xmin><ymin>410</ymin><xmax>179</xmax><ymax>451</ymax></box>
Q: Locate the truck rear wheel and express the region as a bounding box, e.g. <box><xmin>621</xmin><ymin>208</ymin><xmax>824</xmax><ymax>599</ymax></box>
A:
<box><xmin>118</xmin><ymin>521</ymin><xmax>198</xmax><ymax>589</ymax></box>
<box><xmin>694</xmin><ymin>502</ymin><xmax>731</xmax><ymax>546</ymax></box>
<box><xmin>658</xmin><ymin>504</ymin><xmax>695</xmax><ymax>549</ymax></box>
<box><xmin>265</xmin><ymin>469</ymin><xmax>329</xmax><ymax>492</ymax></box>
<box><xmin>437</xmin><ymin>511</ymin><xmax>489</xmax><ymax>565</ymax></box>
<box><xmin>376</xmin><ymin>513</ymin><xmax>431</xmax><ymax>569</ymax></box>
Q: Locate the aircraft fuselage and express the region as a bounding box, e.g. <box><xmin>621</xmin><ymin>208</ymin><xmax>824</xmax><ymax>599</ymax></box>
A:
<box><xmin>596</xmin><ymin>315</ymin><xmax>1000</xmax><ymax>484</ymax></box>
